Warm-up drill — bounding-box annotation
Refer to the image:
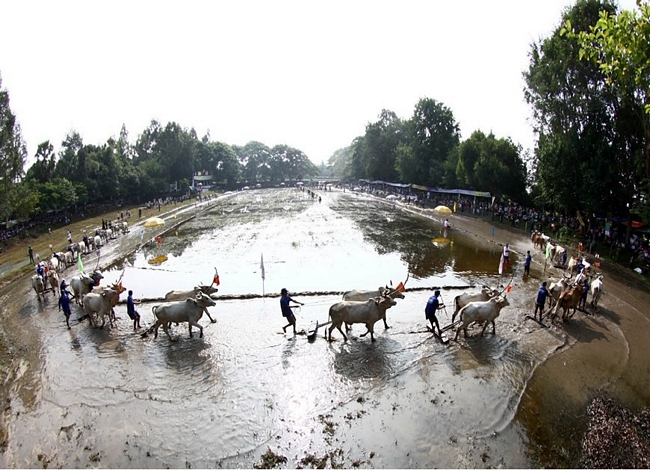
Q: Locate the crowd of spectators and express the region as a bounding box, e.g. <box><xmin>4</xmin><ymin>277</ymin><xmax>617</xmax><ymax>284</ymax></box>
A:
<box><xmin>345</xmin><ymin>182</ymin><xmax>650</xmax><ymax>276</ymax></box>
<box><xmin>0</xmin><ymin>192</ymin><xmax>203</xmax><ymax>252</ymax></box>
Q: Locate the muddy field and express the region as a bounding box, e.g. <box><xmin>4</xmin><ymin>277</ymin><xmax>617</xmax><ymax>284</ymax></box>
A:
<box><xmin>1</xmin><ymin>188</ymin><xmax>649</xmax><ymax>468</ymax></box>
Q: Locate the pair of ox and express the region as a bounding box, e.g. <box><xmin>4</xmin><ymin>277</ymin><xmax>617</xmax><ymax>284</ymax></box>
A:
<box><xmin>326</xmin><ymin>283</ymin><xmax>407</xmax><ymax>342</ymax></box>
<box><xmin>82</xmin><ymin>286</ymin><xmax>123</xmax><ymax>328</ymax></box>
<box><xmin>531</xmin><ymin>232</ymin><xmax>550</xmax><ymax>251</ymax></box>
<box><xmin>70</xmin><ymin>271</ymin><xmax>104</xmax><ymax>305</ymax></box>
<box><xmin>149</xmin><ymin>292</ymin><xmax>217</xmax><ymax>341</ymax></box>
<box><xmin>549</xmin><ymin>274</ymin><xmax>604</xmax><ymax>323</ymax></box>
<box><xmin>31</xmin><ymin>270</ymin><xmax>60</xmax><ymax>301</ymax></box>
<box><xmin>453</xmin><ymin>295</ymin><xmax>510</xmax><ymax>341</ymax></box>
<box><xmin>447</xmin><ymin>286</ymin><xmax>509</xmax><ymax>341</ymax></box>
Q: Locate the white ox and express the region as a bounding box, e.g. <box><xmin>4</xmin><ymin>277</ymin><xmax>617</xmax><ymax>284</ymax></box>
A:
<box><xmin>550</xmin><ymin>244</ymin><xmax>566</xmax><ymax>264</ymax></box>
<box><xmin>454</xmin><ymin>296</ymin><xmax>510</xmax><ymax>341</ymax></box>
<box><xmin>590</xmin><ymin>275</ymin><xmax>604</xmax><ymax>310</ymax></box>
<box><xmin>83</xmin><ymin>289</ymin><xmax>120</xmax><ymax>328</ymax></box>
<box><xmin>91</xmin><ymin>282</ymin><xmax>127</xmax><ymax>322</ymax></box>
<box><xmin>46</xmin><ymin>270</ymin><xmax>60</xmax><ymax>296</ymax></box>
<box><xmin>151</xmin><ymin>293</ymin><xmax>217</xmax><ymax>340</ymax></box>
<box><xmin>70</xmin><ymin>272</ymin><xmax>102</xmax><ymax>305</ymax></box>
<box><xmin>548</xmin><ymin>276</ymin><xmax>571</xmax><ymax>308</ymax></box>
<box><xmin>566</xmin><ymin>257</ymin><xmax>591</xmax><ymax>274</ymax></box>
<box><xmin>63</xmin><ymin>251</ymin><xmax>74</xmax><ymax>266</ymax></box>
<box><xmin>452</xmin><ymin>287</ymin><xmax>500</xmax><ymax>323</ymax></box>
<box><xmin>341</xmin><ymin>286</ymin><xmax>405</xmax><ymax>329</ymax></box>
<box><xmin>327</xmin><ymin>296</ymin><xmax>397</xmax><ymax>342</ymax></box>
<box><xmin>31</xmin><ymin>275</ymin><xmax>47</xmax><ymax>301</ymax></box>
<box><xmin>49</xmin><ymin>254</ymin><xmax>64</xmax><ymax>272</ymax></box>
<box><xmin>94</xmin><ymin>235</ymin><xmax>102</xmax><ymax>248</ymax></box>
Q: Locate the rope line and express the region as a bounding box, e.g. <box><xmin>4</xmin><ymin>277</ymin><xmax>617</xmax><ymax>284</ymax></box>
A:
<box><xmin>120</xmin><ymin>284</ymin><xmax>478</xmax><ymax>305</ymax></box>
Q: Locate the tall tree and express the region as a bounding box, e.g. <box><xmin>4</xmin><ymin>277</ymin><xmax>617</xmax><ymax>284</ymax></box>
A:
<box><xmin>236</xmin><ymin>141</ymin><xmax>272</xmax><ymax>183</ymax></box>
<box><xmin>25</xmin><ymin>141</ymin><xmax>56</xmax><ymax>183</ymax></box>
<box><xmin>0</xmin><ymin>75</ymin><xmax>28</xmax><ymax>225</ymax></box>
<box><xmin>567</xmin><ymin>0</ymin><xmax>650</xmax><ymax>223</ymax></box>
<box><xmin>456</xmin><ymin>131</ymin><xmax>528</xmax><ymax>202</ymax></box>
<box><xmin>396</xmin><ymin>98</ymin><xmax>460</xmax><ymax>186</ymax></box>
<box><xmin>362</xmin><ymin>110</ymin><xmax>404</xmax><ymax>181</ymax></box>
<box><xmin>524</xmin><ymin>0</ymin><xmax>620</xmax><ymax>216</ymax></box>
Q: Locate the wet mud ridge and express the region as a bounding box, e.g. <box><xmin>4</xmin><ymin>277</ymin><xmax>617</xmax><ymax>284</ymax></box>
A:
<box><xmin>126</xmin><ymin>284</ymin><xmax>477</xmax><ymax>304</ymax></box>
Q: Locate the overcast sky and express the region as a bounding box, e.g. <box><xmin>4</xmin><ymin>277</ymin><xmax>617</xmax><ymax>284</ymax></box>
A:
<box><xmin>0</xmin><ymin>0</ymin><xmax>638</xmax><ymax>167</ymax></box>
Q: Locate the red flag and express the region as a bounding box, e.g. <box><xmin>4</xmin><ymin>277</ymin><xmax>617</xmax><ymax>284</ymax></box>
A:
<box><xmin>396</xmin><ymin>281</ymin><xmax>405</xmax><ymax>292</ymax></box>
<box><xmin>213</xmin><ymin>275</ymin><xmax>220</xmax><ymax>286</ymax></box>
<box><xmin>506</xmin><ymin>284</ymin><xmax>512</xmax><ymax>294</ymax></box>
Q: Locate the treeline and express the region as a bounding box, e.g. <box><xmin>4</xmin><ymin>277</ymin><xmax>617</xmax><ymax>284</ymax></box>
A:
<box><xmin>325</xmin><ymin>0</ymin><xmax>650</xmax><ymax>232</ymax></box>
<box><xmin>0</xmin><ymin>91</ymin><xmax>319</xmax><ymax>223</ymax></box>
<box><xmin>325</xmin><ymin>105</ymin><xmax>530</xmax><ymax>205</ymax></box>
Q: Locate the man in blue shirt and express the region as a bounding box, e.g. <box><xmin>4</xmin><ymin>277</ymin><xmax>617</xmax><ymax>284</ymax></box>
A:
<box><xmin>58</xmin><ymin>291</ymin><xmax>72</xmax><ymax>329</ymax></box>
<box><xmin>524</xmin><ymin>250</ymin><xmax>532</xmax><ymax>275</ymax></box>
<box><xmin>126</xmin><ymin>290</ymin><xmax>141</xmax><ymax>330</ymax></box>
<box><xmin>280</xmin><ymin>288</ymin><xmax>303</xmax><ymax>334</ymax></box>
<box><xmin>35</xmin><ymin>262</ymin><xmax>45</xmax><ymax>284</ymax></box>
<box><xmin>533</xmin><ymin>282</ymin><xmax>550</xmax><ymax>321</ymax></box>
<box><xmin>425</xmin><ymin>290</ymin><xmax>444</xmax><ymax>336</ymax></box>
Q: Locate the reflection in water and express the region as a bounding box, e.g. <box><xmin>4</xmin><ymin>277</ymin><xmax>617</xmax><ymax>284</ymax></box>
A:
<box><xmin>329</xmin><ymin>339</ymin><xmax>394</xmax><ymax>381</ymax></box>
<box><xmin>330</xmin><ymin>196</ymin><xmax>513</xmax><ymax>279</ymax></box>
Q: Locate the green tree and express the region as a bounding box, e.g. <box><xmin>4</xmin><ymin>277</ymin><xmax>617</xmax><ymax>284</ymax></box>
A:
<box><xmin>236</xmin><ymin>141</ymin><xmax>272</xmax><ymax>183</ymax></box>
<box><xmin>362</xmin><ymin>110</ymin><xmax>404</xmax><ymax>181</ymax></box>
<box><xmin>196</xmin><ymin>140</ymin><xmax>241</xmax><ymax>188</ymax></box>
<box><xmin>25</xmin><ymin>141</ymin><xmax>56</xmax><ymax>183</ymax></box>
<box><xmin>396</xmin><ymin>98</ymin><xmax>460</xmax><ymax>186</ymax></box>
<box><xmin>567</xmin><ymin>0</ymin><xmax>650</xmax><ymax>224</ymax></box>
<box><xmin>456</xmin><ymin>131</ymin><xmax>528</xmax><ymax>202</ymax></box>
<box><xmin>0</xmin><ymin>75</ymin><xmax>28</xmax><ymax>225</ymax></box>
<box><xmin>326</xmin><ymin>146</ymin><xmax>353</xmax><ymax>178</ymax></box>
<box><xmin>524</xmin><ymin>0</ymin><xmax>620</xmax><ymax>216</ymax></box>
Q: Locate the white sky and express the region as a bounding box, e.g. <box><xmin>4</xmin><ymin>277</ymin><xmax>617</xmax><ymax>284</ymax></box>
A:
<box><xmin>0</xmin><ymin>0</ymin><xmax>638</xmax><ymax>167</ymax></box>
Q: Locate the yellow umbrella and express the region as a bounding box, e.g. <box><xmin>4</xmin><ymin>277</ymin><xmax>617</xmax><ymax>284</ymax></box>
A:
<box><xmin>143</xmin><ymin>217</ymin><xmax>165</xmax><ymax>228</ymax></box>
<box><xmin>433</xmin><ymin>205</ymin><xmax>453</xmax><ymax>215</ymax></box>
<box><xmin>431</xmin><ymin>237</ymin><xmax>452</xmax><ymax>248</ymax></box>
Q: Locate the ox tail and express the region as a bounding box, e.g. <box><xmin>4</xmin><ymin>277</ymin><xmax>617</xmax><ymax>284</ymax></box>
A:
<box><xmin>451</xmin><ymin>295</ymin><xmax>460</xmax><ymax>323</ymax></box>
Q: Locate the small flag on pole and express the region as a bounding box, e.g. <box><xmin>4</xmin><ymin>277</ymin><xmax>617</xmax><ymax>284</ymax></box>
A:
<box><xmin>77</xmin><ymin>252</ymin><xmax>84</xmax><ymax>274</ymax></box>
<box><xmin>506</xmin><ymin>284</ymin><xmax>512</xmax><ymax>294</ymax></box>
<box><xmin>545</xmin><ymin>242</ymin><xmax>552</xmax><ymax>259</ymax></box>
<box><xmin>213</xmin><ymin>273</ymin><xmax>220</xmax><ymax>286</ymax></box>
<box><xmin>396</xmin><ymin>281</ymin><xmax>405</xmax><ymax>292</ymax></box>
<box><xmin>498</xmin><ymin>253</ymin><xmax>504</xmax><ymax>275</ymax></box>
<box><xmin>260</xmin><ymin>253</ymin><xmax>265</xmax><ymax>281</ymax></box>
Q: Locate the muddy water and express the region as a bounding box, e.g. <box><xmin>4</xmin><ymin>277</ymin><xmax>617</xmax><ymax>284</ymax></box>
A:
<box><xmin>0</xmin><ymin>188</ymin><xmax>604</xmax><ymax>468</ymax></box>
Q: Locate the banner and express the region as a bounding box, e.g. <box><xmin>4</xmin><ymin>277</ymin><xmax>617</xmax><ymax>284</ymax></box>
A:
<box><xmin>545</xmin><ymin>242</ymin><xmax>552</xmax><ymax>259</ymax></box>
<box><xmin>260</xmin><ymin>253</ymin><xmax>265</xmax><ymax>281</ymax></box>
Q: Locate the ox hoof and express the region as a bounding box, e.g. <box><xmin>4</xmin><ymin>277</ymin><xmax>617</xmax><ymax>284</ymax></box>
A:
<box><xmin>210</xmin><ymin>319</ymin><xmax>217</xmax><ymax>324</ymax></box>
